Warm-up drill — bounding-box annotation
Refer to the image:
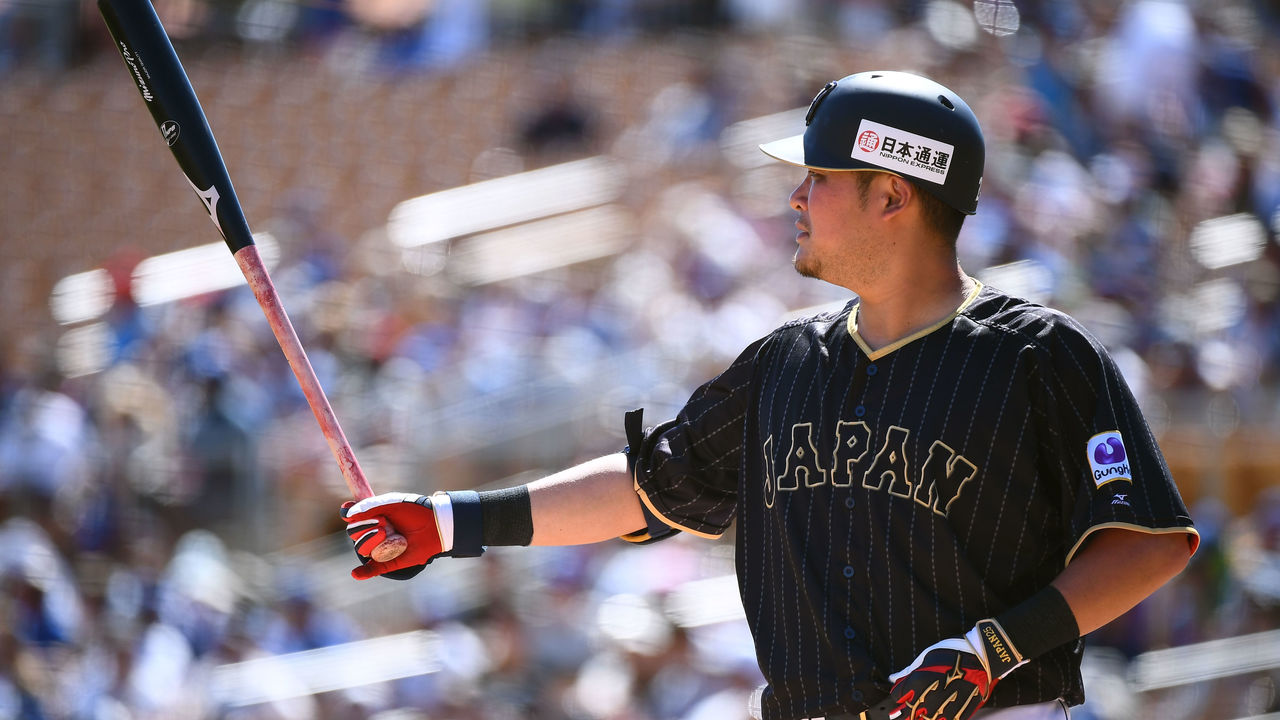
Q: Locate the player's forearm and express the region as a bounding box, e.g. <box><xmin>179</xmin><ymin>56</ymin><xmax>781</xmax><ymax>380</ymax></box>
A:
<box><xmin>527</xmin><ymin>453</ymin><xmax>646</xmax><ymax>546</ymax></box>
<box><xmin>1051</xmin><ymin>527</ymin><xmax>1194</xmax><ymax>635</ymax></box>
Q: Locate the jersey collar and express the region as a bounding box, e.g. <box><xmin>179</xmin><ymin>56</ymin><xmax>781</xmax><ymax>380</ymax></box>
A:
<box><xmin>846</xmin><ymin>278</ymin><xmax>984</xmax><ymax>361</ymax></box>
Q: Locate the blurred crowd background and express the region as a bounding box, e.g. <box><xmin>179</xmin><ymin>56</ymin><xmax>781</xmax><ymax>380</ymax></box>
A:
<box><xmin>2</xmin><ymin>0</ymin><xmax>1280</xmax><ymax>718</ymax></box>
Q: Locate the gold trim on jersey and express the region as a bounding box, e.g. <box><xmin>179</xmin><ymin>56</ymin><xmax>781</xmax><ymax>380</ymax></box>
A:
<box><xmin>619</xmin><ymin>528</ymin><xmax>658</xmax><ymax>544</ymax></box>
<box><xmin>632</xmin><ymin>477</ymin><xmax>725</xmax><ymax>540</ymax></box>
<box><xmin>1064</xmin><ymin>522</ymin><xmax>1201</xmax><ymax>567</ymax></box>
<box><xmin>846</xmin><ymin>278</ymin><xmax>984</xmax><ymax>361</ymax></box>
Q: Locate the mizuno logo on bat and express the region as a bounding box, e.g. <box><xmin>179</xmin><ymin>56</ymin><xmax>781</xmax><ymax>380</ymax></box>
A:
<box><xmin>186</xmin><ymin>177</ymin><xmax>223</xmax><ymax>238</ymax></box>
<box><xmin>118</xmin><ymin>42</ymin><xmax>154</xmax><ymax>102</ymax></box>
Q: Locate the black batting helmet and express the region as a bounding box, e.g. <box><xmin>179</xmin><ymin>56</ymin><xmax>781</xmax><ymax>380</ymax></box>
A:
<box><xmin>760</xmin><ymin>71</ymin><xmax>985</xmax><ymax>215</ymax></box>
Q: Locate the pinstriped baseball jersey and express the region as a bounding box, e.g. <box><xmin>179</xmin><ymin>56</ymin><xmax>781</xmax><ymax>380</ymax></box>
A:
<box><xmin>630</xmin><ymin>281</ymin><xmax>1197</xmax><ymax>720</ymax></box>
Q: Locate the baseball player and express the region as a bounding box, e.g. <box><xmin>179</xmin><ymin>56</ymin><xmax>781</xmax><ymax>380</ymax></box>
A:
<box><xmin>342</xmin><ymin>71</ymin><xmax>1199</xmax><ymax>720</ymax></box>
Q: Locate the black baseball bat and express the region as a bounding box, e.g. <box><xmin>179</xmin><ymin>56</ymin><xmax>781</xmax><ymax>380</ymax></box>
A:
<box><xmin>97</xmin><ymin>0</ymin><xmax>406</xmax><ymax>562</ymax></box>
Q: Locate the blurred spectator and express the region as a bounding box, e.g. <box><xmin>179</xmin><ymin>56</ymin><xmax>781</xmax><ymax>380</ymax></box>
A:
<box><xmin>183</xmin><ymin>375</ymin><xmax>259</xmax><ymax>532</ymax></box>
<box><xmin>621</xmin><ymin>61</ymin><xmax>734</xmax><ymax>168</ymax></box>
<box><xmin>0</xmin><ymin>0</ymin><xmax>81</xmax><ymax>74</ymax></box>
<box><xmin>0</xmin><ymin>630</ymin><xmax>47</xmax><ymax>720</ymax></box>
<box><xmin>367</xmin><ymin>0</ymin><xmax>490</xmax><ymax>72</ymax></box>
<box><xmin>0</xmin><ymin>366</ymin><xmax>94</xmax><ymax>512</ymax></box>
<box><xmin>517</xmin><ymin>75</ymin><xmax>597</xmax><ymax>159</ymax></box>
<box><xmin>1095</xmin><ymin>0</ymin><xmax>1200</xmax><ymax>141</ymax></box>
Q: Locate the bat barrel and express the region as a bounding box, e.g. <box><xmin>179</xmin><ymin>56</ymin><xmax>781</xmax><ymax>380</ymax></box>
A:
<box><xmin>98</xmin><ymin>0</ymin><xmax>255</xmax><ymax>253</ymax></box>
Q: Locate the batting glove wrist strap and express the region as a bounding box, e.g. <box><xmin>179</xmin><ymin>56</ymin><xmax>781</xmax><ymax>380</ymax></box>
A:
<box><xmin>965</xmin><ymin>620</ymin><xmax>1026</xmax><ymax>681</ymax></box>
<box><xmin>443</xmin><ymin>490</ymin><xmax>485</xmax><ymax>557</ymax></box>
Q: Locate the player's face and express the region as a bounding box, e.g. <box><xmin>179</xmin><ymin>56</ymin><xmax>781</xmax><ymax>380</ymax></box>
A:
<box><xmin>788</xmin><ymin>169</ymin><xmax>882</xmax><ymax>285</ymax></box>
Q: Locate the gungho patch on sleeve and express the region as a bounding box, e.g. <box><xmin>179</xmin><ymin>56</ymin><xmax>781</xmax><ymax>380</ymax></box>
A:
<box><xmin>1087</xmin><ymin>431</ymin><xmax>1132</xmax><ymax>488</ymax></box>
<box><xmin>853</xmin><ymin>119</ymin><xmax>955</xmax><ymax>184</ymax></box>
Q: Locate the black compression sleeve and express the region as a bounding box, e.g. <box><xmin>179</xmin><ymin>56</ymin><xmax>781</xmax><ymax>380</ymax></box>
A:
<box><xmin>478</xmin><ymin>486</ymin><xmax>535</xmax><ymax>547</ymax></box>
<box><xmin>995</xmin><ymin>584</ymin><xmax>1080</xmax><ymax>661</ymax></box>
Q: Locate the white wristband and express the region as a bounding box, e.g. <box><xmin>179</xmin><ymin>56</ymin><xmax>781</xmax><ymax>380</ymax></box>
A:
<box><xmin>430</xmin><ymin>491</ymin><xmax>455</xmax><ymax>552</ymax></box>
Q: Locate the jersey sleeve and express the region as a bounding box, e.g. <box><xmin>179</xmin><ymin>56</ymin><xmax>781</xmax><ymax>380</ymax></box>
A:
<box><xmin>628</xmin><ymin>337</ymin><xmax>764</xmax><ymax>539</ymax></box>
<box><xmin>1032</xmin><ymin>317</ymin><xmax>1199</xmax><ymax>566</ymax></box>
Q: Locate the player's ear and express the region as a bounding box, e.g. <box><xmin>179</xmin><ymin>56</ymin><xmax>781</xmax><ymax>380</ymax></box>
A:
<box><xmin>880</xmin><ymin>174</ymin><xmax>913</xmax><ymax>217</ymax></box>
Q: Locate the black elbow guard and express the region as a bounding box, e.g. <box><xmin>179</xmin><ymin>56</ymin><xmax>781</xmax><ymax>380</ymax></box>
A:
<box><xmin>619</xmin><ymin>408</ymin><xmax>681</xmax><ymax>545</ymax></box>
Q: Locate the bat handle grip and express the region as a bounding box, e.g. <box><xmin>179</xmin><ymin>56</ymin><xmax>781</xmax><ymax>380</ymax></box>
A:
<box><xmin>232</xmin><ymin>246</ymin><xmax>408</xmax><ymax>563</ymax></box>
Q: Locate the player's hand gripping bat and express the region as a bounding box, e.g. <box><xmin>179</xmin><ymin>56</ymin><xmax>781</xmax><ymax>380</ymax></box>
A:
<box><xmin>98</xmin><ymin>0</ymin><xmax>406</xmax><ymax>563</ymax></box>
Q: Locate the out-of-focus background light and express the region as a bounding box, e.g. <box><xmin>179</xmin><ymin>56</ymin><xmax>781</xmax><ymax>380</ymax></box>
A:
<box><xmin>2</xmin><ymin>1</ymin><xmax>1280</xmax><ymax>719</ymax></box>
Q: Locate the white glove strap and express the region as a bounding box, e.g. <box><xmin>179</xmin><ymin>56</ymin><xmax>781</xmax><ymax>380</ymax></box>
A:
<box><xmin>347</xmin><ymin>491</ymin><xmax>424</xmax><ymax>515</ymax></box>
<box><xmin>431</xmin><ymin>491</ymin><xmax>455</xmax><ymax>552</ymax></box>
<box><xmin>888</xmin><ymin>637</ymin><xmax>977</xmax><ymax>684</ymax></box>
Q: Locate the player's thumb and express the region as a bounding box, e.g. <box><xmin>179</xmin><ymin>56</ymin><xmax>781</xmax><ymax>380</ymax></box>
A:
<box><xmin>351</xmin><ymin>553</ymin><xmax>424</xmax><ymax>581</ymax></box>
<box><xmin>351</xmin><ymin>559</ymin><xmax>395</xmax><ymax>581</ymax></box>
<box><xmin>340</xmin><ymin>499</ymin><xmax>373</xmax><ymax>523</ymax></box>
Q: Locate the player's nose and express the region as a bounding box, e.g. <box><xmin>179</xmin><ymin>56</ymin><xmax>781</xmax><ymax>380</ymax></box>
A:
<box><xmin>789</xmin><ymin>177</ymin><xmax>808</xmax><ymax>212</ymax></box>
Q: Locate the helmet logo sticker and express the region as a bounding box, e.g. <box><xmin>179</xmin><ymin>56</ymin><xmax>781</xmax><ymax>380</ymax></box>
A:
<box><xmin>805</xmin><ymin>81</ymin><xmax>837</xmax><ymax>126</ymax></box>
<box><xmin>853</xmin><ymin>119</ymin><xmax>955</xmax><ymax>185</ymax></box>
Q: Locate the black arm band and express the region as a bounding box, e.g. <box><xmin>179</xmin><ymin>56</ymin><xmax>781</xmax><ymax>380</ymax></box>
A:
<box><xmin>477</xmin><ymin>486</ymin><xmax>535</xmax><ymax>547</ymax></box>
<box><xmin>994</xmin><ymin>585</ymin><xmax>1080</xmax><ymax>661</ymax></box>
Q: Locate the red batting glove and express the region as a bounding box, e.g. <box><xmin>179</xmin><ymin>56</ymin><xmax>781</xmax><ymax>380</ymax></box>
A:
<box><xmin>340</xmin><ymin>493</ymin><xmax>445</xmax><ymax>580</ymax></box>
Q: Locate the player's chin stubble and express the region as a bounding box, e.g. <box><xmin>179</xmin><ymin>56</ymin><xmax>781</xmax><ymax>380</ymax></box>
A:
<box><xmin>793</xmin><ymin>248</ymin><xmax>821</xmax><ymax>279</ymax></box>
